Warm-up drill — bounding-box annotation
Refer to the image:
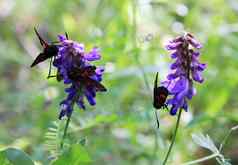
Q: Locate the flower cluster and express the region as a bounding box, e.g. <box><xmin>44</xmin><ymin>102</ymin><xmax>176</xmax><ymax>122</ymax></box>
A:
<box><xmin>53</xmin><ymin>35</ymin><xmax>106</xmax><ymax>119</ymax></box>
<box><xmin>162</xmin><ymin>33</ymin><xmax>206</xmax><ymax>115</ymax></box>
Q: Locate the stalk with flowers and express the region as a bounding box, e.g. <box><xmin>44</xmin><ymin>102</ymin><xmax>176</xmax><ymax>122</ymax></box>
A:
<box><xmin>159</xmin><ymin>32</ymin><xmax>207</xmax><ymax>164</ymax></box>
<box><xmin>31</xmin><ymin>30</ymin><xmax>107</xmax><ymax>149</ymax></box>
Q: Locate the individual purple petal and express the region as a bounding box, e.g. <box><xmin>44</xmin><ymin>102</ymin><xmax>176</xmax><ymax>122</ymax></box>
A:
<box><xmin>59</xmin><ymin>110</ymin><xmax>66</xmax><ymax>119</ymax></box>
<box><xmin>170</xmin><ymin>106</ymin><xmax>178</xmax><ymax>115</ymax></box>
<box><xmin>85</xmin><ymin>88</ymin><xmax>96</xmax><ymax>97</ymax></box>
<box><xmin>170</xmin><ymin>62</ymin><xmax>178</xmax><ymax>70</ymax></box>
<box><xmin>182</xmin><ymin>101</ymin><xmax>188</xmax><ymax>111</ymax></box>
<box><xmin>84</xmin><ymin>47</ymin><xmax>101</xmax><ymax>61</ymax></box>
<box><xmin>166</xmin><ymin>42</ymin><xmax>182</xmax><ymax>50</ymax></box>
<box><xmin>192</xmin><ymin>51</ymin><xmax>200</xmax><ymax>57</ymax></box>
<box><xmin>169</xmin><ymin>76</ymin><xmax>188</xmax><ymax>94</ymax></box>
<box><xmin>58</xmin><ymin>35</ymin><xmax>67</xmax><ymax>42</ymax></box>
<box><xmin>170</xmin><ymin>52</ymin><xmax>178</xmax><ymax>58</ymax></box>
<box><xmin>73</xmin><ymin>43</ymin><xmax>85</xmax><ymax>53</ymax></box>
<box><xmin>187</xmin><ymin>83</ymin><xmax>196</xmax><ymax>99</ymax></box>
<box><xmin>197</xmin><ymin>63</ymin><xmax>207</xmax><ymax>71</ymax></box>
<box><xmin>167</xmin><ymin>73</ymin><xmax>178</xmax><ymax>80</ymax></box>
<box><xmin>192</xmin><ymin>70</ymin><xmax>204</xmax><ymax>83</ymax></box>
<box><xmin>77</xmin><ymin>96</ymin><xmax>85</xmax><ymax>110</ymax></box>
<box><xmin>59</xmin><ymin>101</ymin><xmax>73</xmax><ymax>119</ymax></box>
<box><xmin>187</xmin><ymin>36</ymin><xmax>202</xmax><ymax>49</ymax></box>
<box><xmin>85</xmin><ymin>90</ymin><xmax>96</xmax><ymax>105</ymax></box>
<box><xmin>96</xmin><ymin>67</ymin><xmax>104</xmax><ymax>75</ymax></box>
<box><xmin>63</xmin><ymin>78</ymin><xmax>72</xmax><ymax>84</ymax></box>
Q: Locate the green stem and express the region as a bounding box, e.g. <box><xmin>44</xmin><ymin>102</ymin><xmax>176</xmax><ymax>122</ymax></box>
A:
<box><xmin>181</xmin><ymin>153</ymin><xmax>219</xmax><ymax>165</ymax></box>
<box><xmin>132</xmin><ymin>0</ymin><xmax>151</xmax><ymax>92</ymax></box>
<box><xmin>162</xmin><ymin>109</ymin><xmax>182</xmax><ymax>165</ymax></box>
<box><xmin>60</xmin><ymin>115</ymin><xmax>72</xmax><ymax>148</ymax></box>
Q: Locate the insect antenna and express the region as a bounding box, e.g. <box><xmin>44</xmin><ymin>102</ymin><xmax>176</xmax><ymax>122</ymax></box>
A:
<box><xmin>65</xmin><ymin>32</ymin><xmax>69</xmax><ymax>39</ymax></box>
<box><xmin>34</xmin><ymin>27</ymin><xmax>48</xmax><ymax>47</ymax></box>
<box><xmin>154</xmin><ymin>111</ymin><xmax>160</xmax><ymax>128</ymax></box>
<box><xmin>154</xmin><ymin>72</ymin><xmax>159</xmax><ymax>98</ymax></box>
<box><xmin>47</xmin><ymin>57</ymin><xmax>54</xmax><ymax>79</ymax></box>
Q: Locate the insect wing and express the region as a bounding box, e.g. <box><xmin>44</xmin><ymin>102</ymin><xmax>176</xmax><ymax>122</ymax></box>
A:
<box><xmin>74</xmin><ymin>66</ymin><xmax>96</xmax><ymax>78</ymax></box>
<box><xmin>81</xmin><ymin>66</ymin><xmax>96</xmax><ymax>76</ymax></box>
<box><xmin>84</xmin><ymin>77</ymin><xmax>107</xmax><ymax>92</ymax></box>
<box><xmin>31</xmin><ymin>53</ymin><xmax>48</xmax><ymax>67</ymax></box>
<box><xmin>154</xmin><ymin>86</ymin><xmax>169</xmax><ymax>109</ymax></box>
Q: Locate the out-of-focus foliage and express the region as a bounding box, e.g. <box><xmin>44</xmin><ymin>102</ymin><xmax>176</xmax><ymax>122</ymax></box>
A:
<box><xmin>0</xmin><ymin>148</ymin><xmax>34</xmax><ymax>165</ymax></box>
<box><xmin>0</xmin><ymin>0</ymin><xmax>238</xmax><ymax>164</ymax></box>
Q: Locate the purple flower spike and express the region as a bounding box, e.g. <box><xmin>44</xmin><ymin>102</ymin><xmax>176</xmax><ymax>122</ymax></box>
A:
<box><xmin>53</xmin><ymin>34</ymin><xmax>107</xmax><ymax>119</ymax></box>
<box><xmin>163</xmin><ymin>32</ymin><xmax>206</xmax><ymax>115</ymax></box>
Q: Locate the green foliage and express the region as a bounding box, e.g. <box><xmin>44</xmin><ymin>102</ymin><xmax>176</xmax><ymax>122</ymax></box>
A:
<box><xmin>44</xmin><ymin>121</ymin><xmax>62</xmax><ymax>160</ymax></box>
<box><xmin>0</xmin><ymin>148</ymin><xmax>34</xmax><ymax>165</ymax></box>
<box><xmin>52</xmin><ymin>144</ymin><xmax>91</xmax><ymax>165</ymax></box>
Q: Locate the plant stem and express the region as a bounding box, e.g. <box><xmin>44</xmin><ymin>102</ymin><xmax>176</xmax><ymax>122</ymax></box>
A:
<box><xmin>181</xmin><ymin>153</ymin><xmax>219</xmax><ymax>165</ymax></box>
<box><xmin>60</xmin><ymin>115</ymin><xmax>72</xmax><ymax>148</ymax></box>
<box><xmin>132</xmin><ymin>0</ymin><xmax>151</xmax><ymax>92</ymax></box>
<box><xmin>162</xmin><ymin>109</ymin><xmax>182</xmax><ymax>165</ymax></box>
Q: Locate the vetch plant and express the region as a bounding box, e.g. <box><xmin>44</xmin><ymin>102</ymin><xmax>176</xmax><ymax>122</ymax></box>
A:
<box><xmin>158</xmin><ymin>32</ymin><xmax>207</xmax><ymax>165</ymax></box>
<box><xmin>31</xmin><ymin>29</ymin><xmax>107</xmax><ymax>149</ymax></box>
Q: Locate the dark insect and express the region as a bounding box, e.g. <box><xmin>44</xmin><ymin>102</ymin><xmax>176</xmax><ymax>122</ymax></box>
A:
<box><xmin>68</xmin><ymin>66</ymin><xmax>107</xmax><ymax>92</ymax></box>
<box><xmin>31</xmin><ymin>28</ymin><xmax>68</xmax><ymax>78</ymax></box>
<box><xmin>153</xmin><ymin>72</ymin><xmax>169</xmax><ymax>128</ymax></box>
<box><xmin>153</xmin><ymin>72</ymin><xmax>169</xmax><ymax>109</ymax></box>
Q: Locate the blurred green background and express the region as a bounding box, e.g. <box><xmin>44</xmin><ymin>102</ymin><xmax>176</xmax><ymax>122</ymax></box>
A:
<box><xmin>0</xmin><ymin>0</ymin><xmax>238</xmax><ymax>164</ymax></box>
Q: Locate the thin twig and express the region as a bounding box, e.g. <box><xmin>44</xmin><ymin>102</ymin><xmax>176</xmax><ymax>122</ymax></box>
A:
<box><xmin>219</xmin><ymin>125</ymin><xmax>238</xmax><ymax>151</ymax></box>
<box><xmin>181</xmin><ymin>153</ymin><xmax>219</xmax><ymax>165</ymax></box>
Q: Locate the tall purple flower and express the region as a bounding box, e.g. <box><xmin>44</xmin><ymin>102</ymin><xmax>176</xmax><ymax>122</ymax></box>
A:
<box><xmin>162</xmin><ymin>33</ymin><xmax>206</xmax><ymax>115</ymax></box>
<box><xmin>53</xmin><ymin>35</ymin><xmax>106</xmax><ymax>119</ymax></box>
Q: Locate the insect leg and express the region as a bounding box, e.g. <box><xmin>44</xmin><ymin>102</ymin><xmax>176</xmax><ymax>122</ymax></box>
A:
<box><xmin>47</xmin><ymin>57</ymin><xmax>53</xmax><ymax>79</ymax></box>
<box><xmin>164</xmin><ymin>104</ymin><xmax>169</xmax><ymax>111</ymax></box>
<box><xmin>47</xmin><ymin>75</ymin><xmax>57</xmax><ymax>78</ymax></box>
<box><xmin>154</xmin><ymin>110</ymin><xmax>160</xmax><ymax>129</ymax></box>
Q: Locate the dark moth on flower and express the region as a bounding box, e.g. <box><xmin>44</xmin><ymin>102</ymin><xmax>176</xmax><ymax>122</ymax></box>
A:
<box><xmin>50</xmin><ymin>34</ymin><xmax>106</xmax><ymax>119</ymax></box>
<box><xmin>31</xmin><ymin>30</ymin><xmax>107</xmax><ymax>119</ymax></box>
<box><xmin>153</xmin><ymin>72</ymin><xmax>169</xmax><ymax>110</ymax></box>
<box><xmin>31</xmin><ymin>28</ymin><xmax>59</xmax><ymax>69</ymax></box>
<box><xmin>161</xmin><ymin>33</ymin><xmax>206</xmax><ymax>115</ymax></box>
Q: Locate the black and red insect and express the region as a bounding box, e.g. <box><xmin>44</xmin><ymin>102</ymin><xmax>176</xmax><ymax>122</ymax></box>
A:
<box><xmin>68</xmin><ymin>66</ymin><xmax>107</xmax><ymax>92</ymax></box>
<box><xmin>31</xmin><ymin>28</ymin><xmax>69</xmax><ymax>78</ymax></box>
<box><xmin>153</xmin><ymin>72</ymin><xmax>169</xmax><ymax>128</ymax></box>
<box><xmin>153</xmin><ymin>72</ymin><xmax>169</xmax><ymax>109</ymax></box>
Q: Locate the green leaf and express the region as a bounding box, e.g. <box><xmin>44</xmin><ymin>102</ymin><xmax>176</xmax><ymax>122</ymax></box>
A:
<box><xmin>52</xmin><ymin>144</ymin><xmax>92</xmax><ymax>165</ymax></box>
<box><xmin>0</xmin><ymin>148</ymin><xmax>34</xmax><ymax>165</ymax></box>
